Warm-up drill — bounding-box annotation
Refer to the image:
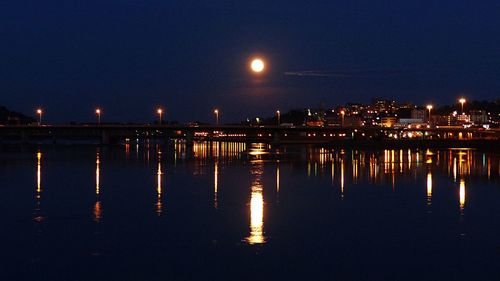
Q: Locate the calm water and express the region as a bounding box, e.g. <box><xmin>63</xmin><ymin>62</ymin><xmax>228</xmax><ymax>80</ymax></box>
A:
<box><xmin>1</xmin><ymin>142</ymin><xmax>499</xmax><ymax>281</ymax></box>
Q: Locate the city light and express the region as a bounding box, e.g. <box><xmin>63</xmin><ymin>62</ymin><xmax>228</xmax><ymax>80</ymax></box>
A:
<box><xmin>214</xmin><ymin>109</ymin><xmax>219</xmax><ymax>125</ymax></box>
<box><xmin>36</xmin><ymin>108</ymin><xmax>43</xmax><ymax>126</ymax></box>
<box><xmin>459</xmin><ymin>98</ymin><xmax>466</xmax><ymax>114</ymax></box>
<box><xmin>3</xmin><ymin>97</ymin><xmax>497</xmax><ymax>144</ymax></box>
<box><xmin>95</xmin><ymin>108</ymin><xmax>101</xmax><ymax>125</ymax></box>
<box><xmin>157</xmin><ymin>108</ymin><xmax>163</xmax><ymax>125</ymax></box>
<box><xmin>426</xmin><ymin>104</ymin><xmax>433</xmax><ymax>124</ymax></box>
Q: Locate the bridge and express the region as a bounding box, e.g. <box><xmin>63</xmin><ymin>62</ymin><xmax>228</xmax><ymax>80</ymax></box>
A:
<box><xmin>0</xmin><ymin>124</ymin><xmax>499</xmax><ymax>147</ymax></box>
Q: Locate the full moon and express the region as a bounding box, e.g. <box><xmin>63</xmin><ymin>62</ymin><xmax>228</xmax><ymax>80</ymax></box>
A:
<box><xmin>250</xmin><ymin>58</ymin><xmax>265</xmax><ymax>73</ymax></box>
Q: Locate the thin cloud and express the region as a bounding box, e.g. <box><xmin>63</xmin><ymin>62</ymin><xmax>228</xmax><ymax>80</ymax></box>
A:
<box><xmin>284</xmin><ymin>70</ymin><xmax>355</xmax><ymax>78</ymax></box>
<box><xmin>284</xmin><ymin>69</ymin><xmax>409</xmax><ymax>78</ymax></box>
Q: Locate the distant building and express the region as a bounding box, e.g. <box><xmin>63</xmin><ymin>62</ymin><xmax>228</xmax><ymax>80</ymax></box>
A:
<box><xmin>469</xmin><ymin>110</ymin><xmax>488</xmax><ymax>124</ymax></box>
<box><xmin>306</xmin><ymin>120</ymin><xmax>324</xmax><ymax>127</ymax></box>
<box><xmin>396</xmin><ymin>107</ymin><xmax>413</xmax><ymax>119</ymax></box>
<box><xmin>433</xmin><ymin>115</ymin><xmax>452</xmax><ymax>126</ymax></box>
<box><xmin>371</xmin><ymin>98</ymin><xmax>398</xmax><ymax>114</ymax></box>
<box><xmin>411</xmin><ymin>109</ymin><xmax>426</xmax><ymax>120</ymax></box>
<box><xmin>344</xmin><ymin>116</ymin><xmax>363</xmax><ymax>127</ymax></box>
<box><xmin>381</xmin><ymin>116</ymin><xmax>397</xmax><ymax>127</ymax></box>
<box><xmin>324</xmin><ymin>110</ymin><xmax>340</xmax><ymax>126</ymax></box>
<box><xmin>397</xmin><ymin>118</ymin><xmax>424</xmax><ymax>125</ymax></box>
<box><xmin>457</xmin><ymin>114</ymin><xmax>470</xmax><ymax>123</ymax></box>
<box><xmin>346</xmin><ymin>103</ymin><xmax>364</xmax><ymax>116</ymax></box>
<box><xmin>6</xmin><ymin>116</ymin><xmax>21</xmax><ymax>125</ymax></box>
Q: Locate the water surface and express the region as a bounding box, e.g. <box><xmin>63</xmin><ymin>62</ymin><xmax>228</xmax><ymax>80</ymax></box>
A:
<box><xmin>1</xmin><ymin>142</ymin><xmax>499</xmax><ymax>281</ymax></box>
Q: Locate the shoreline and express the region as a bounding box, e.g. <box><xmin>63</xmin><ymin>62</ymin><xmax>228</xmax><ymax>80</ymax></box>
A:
<box><xmin>0</xmin><ymin>139</ymin><xmax>498</xmax><ymax>151</ymax></box>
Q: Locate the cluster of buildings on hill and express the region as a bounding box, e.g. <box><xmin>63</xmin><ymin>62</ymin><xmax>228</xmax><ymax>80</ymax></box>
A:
<box><xmin>299</xmin><ymin>98</ymin><xmax>499</xmax><ymax>129</ymax></box>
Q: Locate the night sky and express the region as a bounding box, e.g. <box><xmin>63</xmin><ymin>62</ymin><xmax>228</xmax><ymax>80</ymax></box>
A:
<box><xmin>2</xmin><ymin>1</ymin><xmax>500</xmax><ymax>123</ymax></box>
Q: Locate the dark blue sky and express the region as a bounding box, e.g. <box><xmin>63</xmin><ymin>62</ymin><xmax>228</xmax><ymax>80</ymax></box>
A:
<box><xmin>2</xmin><ymin>1</ymin><xmax>500</xmax><ymax>123</ymax></box>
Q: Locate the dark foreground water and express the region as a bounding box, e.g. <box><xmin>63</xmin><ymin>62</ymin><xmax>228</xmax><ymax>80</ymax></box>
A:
<box><xmin>0</xmin><ymin>142</ymin><xmax>499</xmax><ymax>281</ymax></box>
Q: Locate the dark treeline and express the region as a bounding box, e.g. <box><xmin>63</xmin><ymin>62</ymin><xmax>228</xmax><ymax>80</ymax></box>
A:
<box><xmin>0</xmin><ymin>106</ymin><xmax>36</xmax><ymax>125</ymax></box>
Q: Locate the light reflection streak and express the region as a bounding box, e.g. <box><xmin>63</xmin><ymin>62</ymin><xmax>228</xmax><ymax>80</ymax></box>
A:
<box><xmin>340</xmin><ymin>158</ymin><xmax>345</xmax><ymax>198</ymax></box>
<box><xmin>488</xmin><ymin>157</ymin><xmax>491</xmax><ymax>180</ymax></box>
<box><xmin>331</xmin><ymin>160</ymin><xmax>335</xmax><ymax>186</ymax></box>
<box><xmin>249</xmin><ymin>143</ymin><xmax>269</xmax><ymax>156</ymax></box>
<box><xmin>191</xmin><ymin>141</ymin><xmax>246</xmax><ymax>162</ymax></box>
<box><xmin>93</xmin><ymin>148</ymin><xmax>103</xmax><ymax>222</ymax></box>
<box><xmin>426</xmin><ymin>171</ymin><xmax>432</xmax><ymax>206</ymax></box>
<box><xmin>319</xmin><ymin>148</ymin><xmax>327</xmax><ymax>165</ymax></box>
<box><xmin>390</xmin><ymin>150</ymin><xmax>395</xmax><ymax>188</ymax></box>
<box><xmin>156</xmin><ymin>149</ymin><xmax>163</xmax><ymax>216</ymax></box>
<box><xmin>93</xmin><ymin>201</ymin><xmax>102</xmax><ymax>223</ymax></box>
<box><xmin>173</xmin><ymin>141</ymin><xmax>178</xmax><ymax>164</ymax></box>
<box><xmin>467</xmin><ymin>151</ymin><xmax>472</xmax><ymax>175</ymax></box>
<box><xmin>34</xmin><ymin>150</ymin><xmax>43</xmax><ymax>222</ymax></box>
<box><xmin>352</xmin><ymin>157</ymin><xmax>358</xmax><ymax>183</ymax></box>
<box><xmin>95</xmin><ymin>149</ymin><xmax>100</xmax><ymax>195</ymax></box>
<box><xmin>276</xmin><ymin>161</ymin><xmax>280</xmax><ymax>194</ymax></box>
<box><xmin>214</xmin><ymin>161</ymin><xmax>218</xmax><ymax>209</ymax></box>
<box><xmin>407</xmin><ymin>149</ymin><xmax>412</xmax><ymax>171</ymax></box>
<box><xmin>145</xmin><ymin>141</ymin><xmax>151</xmax><ymax>163</ymax></box>
<box><xmin>458</xmin><ymin>152</ymin><xmax>464</xmax><ymax>177</ymax></box>
<box><xmin>399</xmin><ymin>149</ymin><xmax>403</xmax><ymax>173</ymax></box>
<box><xmin>246</xmin><ymin>161</ymin><xmax>265</xmax><ymax>244</ymax></box>
<box><xmin>459</xmin><ymin>179</ymin><xmax>466</xmax><ymax>211</ymax></box>
<box><xmin>125</xmin><ymin>142</ymin><xmax>130</xmax><ymax>159</ymax></box>
<box><xmin>384</xmin><ymin>150</ymin><xmax>389</xmax><ymax>173</ymax></box>
<box><xmin>36</xmin><ymin>151</ymin><xmax>42</xmax><ymax>195</ymax></box>
<box><xmin>369</xmin><ymin>154</ymin><xmax>375</xmax><ymax>182</ymax></box>
<box><xmin>453</xmin><ymin>157</ymin><xmax>457</xmax><ymax>182</ymax></box>
<box><xmin>391</xmin><ymin>150</ymin><xmax>395</xmax><ymax>175</ymax></box>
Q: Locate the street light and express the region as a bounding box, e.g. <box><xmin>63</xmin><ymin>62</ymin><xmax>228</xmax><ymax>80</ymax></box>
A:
<box><xmin>95</xmin><ymin>108</ymin><xmax>101</xmax><ymax>125</ymax></box>
<box><xmin>36</xmin><ymin>108</ymin><xmax>43</xmax><ymax>126</ymax></box>
<box><xmin>276</xmin><ymin>110</ymin><xmax>280</xmax><ymax>126</ymax></box>
<box><xmin>214</xmin><ymin>109</ymin><xmax>219</xmax><ymax>125</ymax></box>
<box><xmin>459</xmin><ymin>98</ymin><xmax>466</xmax><ymax>114</ymax></box>
<box><xmin>157</xmin><ymin>108</ymin><xmax>163</xmax><ymax>125</ymax></box>
<box><xmin>340</xmin><ymin>110</ymin><xmax>345</xmax><ymax>128</ymax></box>
<box><xmin>426</xmin><ymin>105</ymin><xmax>433</xmax><ymax>124</ymax></box>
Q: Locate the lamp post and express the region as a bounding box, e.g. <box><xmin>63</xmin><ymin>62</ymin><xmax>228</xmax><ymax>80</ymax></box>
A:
<box><xmin>340</xmin><ymin>110</ymin><xmax>345</xmax><ymax>128</ymax></box>
<box><xmin>459</xmin><ymin>98</ymin><xmax>466</xmax><ymax>114</ymax></box>
<box><xmin>426</xmin><ymin>105</ymin><xmax>433</xmax><ymax>125</ymax></box>
<box><xmin>214</xmin><ymin>109</ymin><xmax>219</xmax><ymax>125</ymax></box>
<box><xmin>276</xmin><ymin>110</ymin><xmax>280</xmax><ymax>126</ymax></box>
<box><xmin>157</xmin><ymin>108</ymin><xmax>163</xmax><ymax>125</ymax></box>
<box><xmin>95</xmin><ymin>108</ymin><xmax>101</xmax><ymax>125</ymax></box>
<box><xmin>36</xmin><ymin>108</ymin><xmax>42</xmax><ymax>126</ymax></box>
